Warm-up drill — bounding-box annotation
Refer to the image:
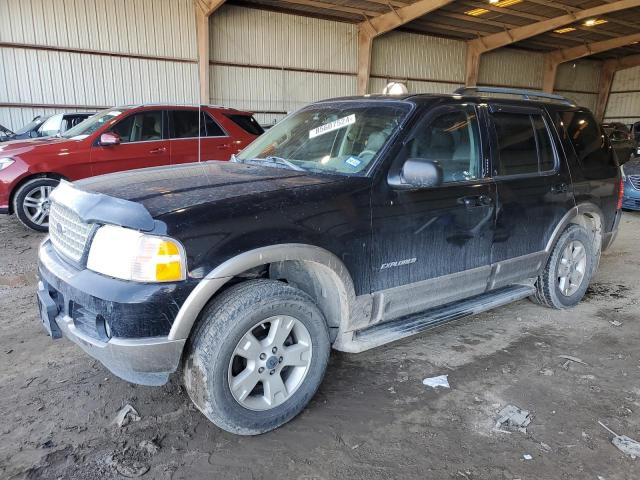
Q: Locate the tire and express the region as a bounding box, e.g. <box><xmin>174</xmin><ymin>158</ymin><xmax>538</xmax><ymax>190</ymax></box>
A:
<box><xmin>531</xmin><ymin>224</ymin><xmax>597</xmax><ymax>309</ymax></box>
<box><xmin>12</xmin><ymin>177</ymin><xmax>59</xmax><ymax>232</ymax></box>
<box><xmin>182</xmin><ymin>279</ymin><xmax>330</xmax><ymax>435</ymax></box>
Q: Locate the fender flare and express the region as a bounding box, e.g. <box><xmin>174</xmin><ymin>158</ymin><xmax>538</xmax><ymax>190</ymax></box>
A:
<box><xmin>168</xmin><ymin>243</ymin><xmax>356</xmax><ymax>340</ymax></box>
<box><xmin>544</xmin><ymin>202</ymin><xmax>605</xmax><ymax>254</ymax></box>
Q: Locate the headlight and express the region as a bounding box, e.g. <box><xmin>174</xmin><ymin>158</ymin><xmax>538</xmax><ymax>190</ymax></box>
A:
<box><xmin>87</xmin><ymin>225</ymin><xmax>186</xmax><ymax>282</ymax></box>
<box><xmin>0</xmin><ymin>157</ymin><xmax>14</xmax><ymax>171</ymax></box>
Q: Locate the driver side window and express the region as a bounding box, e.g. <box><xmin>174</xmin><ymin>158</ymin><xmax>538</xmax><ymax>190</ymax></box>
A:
<box><xmin>110</xmin><ymin>111</ymin><xmax>163</xmax><ymax>143</ymax></box>
<box><xmin>407</xmin><ymin>106</ymin><xmax>481</xmax><ymax>183</ymax></box>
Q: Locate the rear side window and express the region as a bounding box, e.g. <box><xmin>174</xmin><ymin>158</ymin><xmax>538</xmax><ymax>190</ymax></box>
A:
<box><xmin>225</xmin><ymin>114</ymin><xmax>264</xmax><ymax>136</ymax></box>
<box><xmin>559</xmin><ymin>110</ymin><xmax>614</xmax><ymax>169</ymax></box>
<box><xmin>169</xmin><ymin>110</ymin><xmax>226</xmax><ymax>138</ymax></box>
<box><xmin>492</xmin><ymin>112</ymin><xmax>556</xmax><ymax>176</ymax></box>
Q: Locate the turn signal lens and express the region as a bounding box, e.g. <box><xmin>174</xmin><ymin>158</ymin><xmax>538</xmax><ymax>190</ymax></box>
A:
<box><xmin>617</xmin><ymin>176</ymin><xmax>624</xmax><ymax>210</ymax></box>
<box><xmin>87</xmin><ymin>225</ymin><xmax>186</xmax><ymax>283</ymax></box>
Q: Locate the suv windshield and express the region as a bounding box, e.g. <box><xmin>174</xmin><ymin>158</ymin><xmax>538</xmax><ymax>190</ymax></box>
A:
<box><xmin>237</xmin><ymin>102</ymin><xmax>411</xmax><ymax>175</ymax></box>
<box><xmin>62</xmin><ymin>109</ymin><xmax>126</xmax><ymax>139</ymax></box>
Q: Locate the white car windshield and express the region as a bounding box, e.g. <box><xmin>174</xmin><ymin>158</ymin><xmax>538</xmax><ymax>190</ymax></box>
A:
<box><xmin>61</xmin><ymin>109</ymin><xmax>126</xmax><ymax>139</ymax></box>
<box><xmin>237</xmin><ymin>102</ymin><xmax>411</xmax><ymax>176</ymax></box>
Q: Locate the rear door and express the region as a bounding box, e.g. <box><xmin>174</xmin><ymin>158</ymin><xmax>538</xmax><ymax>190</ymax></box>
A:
<box><xmin>370</xmin><ymin>103</ymin><xmax>496</xmax><ymax>320</ymax></box>
<box><xmin>168</xmin><ymin>109</ymin><xmax>232</xmax><ymax>164</ymax></box>
<box><xmin>90</xmin><ymin>109</ymin><xmax>170</xmax><ymax>176</ymax></box>
<box><xmin>487</xmin><ymin>104</ymin><xmax>574</xmax><ymax>289</ymax></box>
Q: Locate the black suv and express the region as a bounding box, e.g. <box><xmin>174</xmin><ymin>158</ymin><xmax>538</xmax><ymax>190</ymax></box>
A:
<box><xmin>37</xmin><ymin>88</ymin><xmax>623</xmax><ymax>435</ymax></box>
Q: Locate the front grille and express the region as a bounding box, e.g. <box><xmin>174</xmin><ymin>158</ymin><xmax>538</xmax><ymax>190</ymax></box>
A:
<box><xmin>49</xmin><ymin>201</ymin><xmax>94</xmax><ymax>263</ymax></box>
<box><xmin>629</xmin><ymin>175</ymin><xmax>640</xmax><ymax>190</ymax></box>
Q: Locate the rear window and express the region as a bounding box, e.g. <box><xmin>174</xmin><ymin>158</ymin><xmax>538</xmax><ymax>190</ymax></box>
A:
<box><xmin>492</xmin><ymin>112</ymin><xmax>556</xmax><ymax>176</ymax></box>
<box><xmin>559</xmin><ymin>110</ymin><xmax>615</xmax><ymax>170</ymax></box>
<box><xmin>225</xmin><ymin>114</ymin><xmax>264</xmax><ymax>136</ymax></box>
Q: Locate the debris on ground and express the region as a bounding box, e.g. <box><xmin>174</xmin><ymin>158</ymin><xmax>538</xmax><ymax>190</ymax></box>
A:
<box><xmin>422</xmin><ymin>375</ymin><xmax>450</xmax><ymax>389</ymax></box>
<box><xmin>599</xmin><ymin>421</ymin><xmax>640</xmax><ymax>459</ymax></box>
<box><xmin>610</xmin><ymin>320</ymin><xmax>622</xmax><ymax>327</ymax></box>
<box><xmin>540</xmin><ymin>368</ymin><xmax>554</xmax><ymax>376</ymax></box>
<box><xmin>559</xmin><ymin>355</ymin><xmax>589</xmax><ymax>369</ymax></box>
<box><xmin>113</xmin><ymin>404</ymin><xmax>141</xmax><ymax>427</ymax></box>
<box><xmin>539</xmin><ymin>442</ymin><xmax>552</xmax><ymax>452</ymax></box>
<box><xmin>495</xmin><ymin>405</ymin><xmax>532</xmax><ymax>433</ymax></box>
<box><xmin>106</xmin><ymin>454</ymin><xmax>150</xmax><ymax>478</ymax></box>
<box><xmin>139</xmin><ymin>439</ymin><xmax>160</xmax><ymax>455</ymax></box>
<box><xmin>523</xmin><ymin>454</ymin><xmax>533</xmax><ymax>460</ymax></box>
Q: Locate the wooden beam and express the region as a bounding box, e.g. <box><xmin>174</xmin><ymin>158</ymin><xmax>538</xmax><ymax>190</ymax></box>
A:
<box><xmin>468</xmin><ymin>0</ymin><xmax>640</xmax><ymax>53</ymax></box>
<box><xmin>542</xmin><ymin>32</ymin><xmax>640</xmax><ymax>92</ymax></box>
<box><xmin>464</xmin><ymin>0</ymin><xmax>640</xmax><ymax>87</ymax></box>
<box><xmin>596</xmin><ymin>59</ymin><xmax>618</xmax><ymax>121</ymax></box>
<box><xmin>356</xmin><ymin>0</ymin><xmax>454</xmax><ymax>94</ymax></box>
<box><xmin>357</xmin><ymin>27</ymin><xmax>374</xmax><ymax>95</ymax></box>
<box><xmin>194</xmin><ymin>0</ymin><xmax>225</xmax><ymax>104</ymax></box>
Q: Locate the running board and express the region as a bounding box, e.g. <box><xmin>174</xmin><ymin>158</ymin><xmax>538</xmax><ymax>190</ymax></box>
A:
<box><xmin>335</xmin><ymin>285</ymin><xmax>535</xmax><ymax>353</ymax></box>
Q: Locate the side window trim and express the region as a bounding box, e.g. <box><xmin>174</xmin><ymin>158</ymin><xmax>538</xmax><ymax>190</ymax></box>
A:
<box><xmin>388</xmin><ymin>103</ymin><xmax>490</xmax><ymax>187</ymax></box>
<box><xmin>488</xmin><ymin>105</ymin><xmax>559</xmax><ymax>180</ymax></box>
<box><xmin>204</xmin><ymin>112</ymin><xmax>229</xmax><ymax>138</ymax></box>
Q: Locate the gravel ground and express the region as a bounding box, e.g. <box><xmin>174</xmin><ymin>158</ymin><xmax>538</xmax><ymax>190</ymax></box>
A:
<box><xmin>1</xmin><ymin>212</ymin><xmax>639</xmax><ymax>480</ymax></box>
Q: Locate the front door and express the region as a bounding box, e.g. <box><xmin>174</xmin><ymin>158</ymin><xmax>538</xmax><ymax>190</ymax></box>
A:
<box><xmin>371</xmin><ymin>103</ymin><xmax>496</xmax><ymax>322</ymax></box>
<box><xmin>90</xmin><ymin>109</ymin><xmax>169</xmax><ymax>176</ymax></box>
<box><xmin>487</xmin><ymin>104</ymin><xmax>575</xmax><ymax>288</ymax></box>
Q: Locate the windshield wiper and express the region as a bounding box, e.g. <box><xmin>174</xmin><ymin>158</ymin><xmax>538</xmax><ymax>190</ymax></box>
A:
<box><xmin>264</xmin><ymin>156</ymin><xmax>306</xmax><ymax>171</ymax></box>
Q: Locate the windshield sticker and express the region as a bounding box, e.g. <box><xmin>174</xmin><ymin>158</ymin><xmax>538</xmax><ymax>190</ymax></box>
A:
<box><xmin>309</xmin><ymin>114</ymin><xmax>356</xmax><ymax>139</ymax></box>
<box><xmin>345</xmin><ymin>156</ymin><xmax>361</xmax><ymax>168</ymax></box>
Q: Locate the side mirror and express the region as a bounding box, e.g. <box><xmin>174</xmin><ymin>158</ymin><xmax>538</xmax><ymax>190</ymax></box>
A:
<box><xmin>99</xmin><ymin>132</ymin><xmax>121</xmax><ymax>146</ymax></box>
<box><xmin>391</xmin><ymin>158</ymin><xmax>443</xmax><ymax>189</ymax></box>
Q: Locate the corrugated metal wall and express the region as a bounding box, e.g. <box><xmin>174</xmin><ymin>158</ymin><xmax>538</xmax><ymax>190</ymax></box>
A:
<box><xmin>209</xmin><ymin>5</ymin><xmax>357</xmax><ymax>125</ymax></box>
<box><xmin>605</xmin><ymin>66</ymin><xmax>640</xmax><ymax>123</ymax></box>
<box><xmin>0</xmin><ymin>0</ymin><xmax>198</xmax><ymax>130</ymax></box>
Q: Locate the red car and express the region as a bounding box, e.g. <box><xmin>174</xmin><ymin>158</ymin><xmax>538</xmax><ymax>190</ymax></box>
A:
<box><xmin>0</xmin><ymin>105</ymin><xmax>263</xmax><ymax>230</ymax></box>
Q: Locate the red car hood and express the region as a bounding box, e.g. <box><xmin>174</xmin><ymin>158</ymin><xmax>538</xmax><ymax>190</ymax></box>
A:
<box><xmin>0</xmin><ymin>137</ymin><xmax>84</xmax><ymax>156</ymax></box>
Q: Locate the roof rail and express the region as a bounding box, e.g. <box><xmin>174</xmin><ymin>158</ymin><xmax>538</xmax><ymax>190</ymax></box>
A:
<box><xmin>453</xmin><ymin>86</ymin><xmax>575</xmax><ymax>106</ymax></box>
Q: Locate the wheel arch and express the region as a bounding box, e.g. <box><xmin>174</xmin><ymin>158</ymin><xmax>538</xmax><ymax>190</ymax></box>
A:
<box><xmin>545</xmin><ymin>203</ymin><xmax>604</xmax><ymax>259</ymax></box>
<box><xmin>8</xmin><ymin>172</ymin><xmax>67</xmax><ymax>214</ymax></box>
<box><xmin>168</xmin><ymin>244</ymin><xmax>357</xmax><ymax>342</ymax></box>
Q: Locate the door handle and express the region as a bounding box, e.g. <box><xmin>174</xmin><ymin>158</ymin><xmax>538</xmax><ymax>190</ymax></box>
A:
<box><xmin>550</xmin><ymin>183</ymin><xmax>568</xmax><ymax>194</ymax></box>
<box><xmin>149</xmin><ymin>147</ymin><xmax>167</xmax><ymax>154</ymax></box>
<box><xmin>216</xmin><ymin>144</ymin><xmax>231</xmax><ymax>149</ymax></box>
<box><xmin>458</xmin><ymin>195</ymin><xmax>493</xmax><ymax>208</ymax></box>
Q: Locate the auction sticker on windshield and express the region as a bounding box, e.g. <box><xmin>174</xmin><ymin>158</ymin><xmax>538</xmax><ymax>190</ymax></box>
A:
<box><xmin>309</xmin><ymin>114</ymin><xmax>356</xmax><ymax>139</ymax></box>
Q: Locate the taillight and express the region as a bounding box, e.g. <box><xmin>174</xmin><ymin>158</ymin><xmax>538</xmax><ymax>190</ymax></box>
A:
<box><xmin>617</xmin><ymin>177</ymin><xmax>624</xmax><ymax>210</ymax></box>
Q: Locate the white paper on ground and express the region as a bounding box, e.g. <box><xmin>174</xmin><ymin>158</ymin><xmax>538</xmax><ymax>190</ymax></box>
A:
<box><xmin>422</xmin><ymin>374</ymin><xmax>450</xmax><ymax>389</ymax></box>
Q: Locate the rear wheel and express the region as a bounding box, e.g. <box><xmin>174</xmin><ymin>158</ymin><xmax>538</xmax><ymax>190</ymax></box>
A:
<box><xmin>531</xmin><ymin>224</ymin><xmax>596</xmax><ymax>309</ymax></box>
<box><xmin>183</xmin><ymin>279</ymin><xmax>330</xmax><ymax>435</ymax></box>
<box><xmin>12</xmin><ymin>177</ymin><xmax>59</xmax><ymax>232</ymax></box>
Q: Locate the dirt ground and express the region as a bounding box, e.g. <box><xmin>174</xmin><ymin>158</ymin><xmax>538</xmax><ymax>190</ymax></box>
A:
<box><xmin>1</xmin><ymin>212</ymin><xmax>639</xmax><ymax>480</ymax></box>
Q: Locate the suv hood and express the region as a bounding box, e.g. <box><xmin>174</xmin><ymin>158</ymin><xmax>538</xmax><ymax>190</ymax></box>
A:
<box><xmin>76</xmin><ymin>161</ymin><xmax>342</xmax><ymax>217</ymax></box>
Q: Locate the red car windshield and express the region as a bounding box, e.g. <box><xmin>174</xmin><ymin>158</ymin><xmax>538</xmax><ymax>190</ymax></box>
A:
<box><xmin>61</xmin><ymin>109</ymin><xmax>126</xmax><ymax>140</ymax></box>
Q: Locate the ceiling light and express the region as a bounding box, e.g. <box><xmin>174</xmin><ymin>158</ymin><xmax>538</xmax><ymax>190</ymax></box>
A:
<box><xmin>466</xmin><ymin>8</ymin><xmax>489</xmax><ymax>16</ymax></box>
<box><xmin>554</xmin><ymin>27</ymin><xmax>577</xmax><ymax>34</ymax></box>
<box><xmin>584</xmin><ymin>18</ymin><xmax>608</xmax><ymax>27</ymax></box>
<box><xmin>495</xmin><ymin>0</ymin><xmax>523</xmax><ymax>7</ymax></box>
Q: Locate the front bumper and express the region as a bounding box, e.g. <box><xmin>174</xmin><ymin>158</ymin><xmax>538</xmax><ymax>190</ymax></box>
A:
<box><xmin>37</xmin><ymin>239</ymin><xmax>193</xmax><ymax>386</ymax></box>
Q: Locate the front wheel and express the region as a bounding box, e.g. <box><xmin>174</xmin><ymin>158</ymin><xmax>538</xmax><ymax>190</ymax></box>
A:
<box><xmin>531</xmin><ymin>224</ymin><xmax>597</xmax><ymax>309</ymax></box>
<box><xmin>183</xmin><ymin>279</ymin><xmax>330</xmax><ymax>435</ymax></box>
<box><xmin>12</xmin><ymin>177</ymin><xmax>59</xmax><ymax>231</ymax></box>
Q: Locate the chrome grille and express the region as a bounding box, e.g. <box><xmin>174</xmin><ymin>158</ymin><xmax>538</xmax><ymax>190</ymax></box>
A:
<box><xmin>629</xmin><ymin>175</ymin><xmax>640</xmax><ymax>190</ymax></box>
<box><xmin>49</xmin><ymin>201</ymin><xmax>94</xmax><ymax>263</ymax></box>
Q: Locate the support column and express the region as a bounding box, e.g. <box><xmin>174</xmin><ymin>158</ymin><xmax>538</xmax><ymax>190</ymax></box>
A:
<box><xmin>464</xmin><ymin>43</ymin><xmax>481</xmax><ymax>87</ymax></box>
<box><xmin>194</xmin><ymin>0</ymin><xmax>225</xmax><ymax>104</ymax></box>
<box><xmin>595</xmin><ymin>60</ymin><xmax>618</xmax><ymax>121</ymax></box>
<box><xmin>195</xmin><ymin>7</ymin><xmax>210</xmax><ymax>104</ymax></box>
<box><xmin>357</xmin><ymin>27</ymin><xmax>374</xmax><ymax>95</ymax></box>
<box><xmin>542</xmin><ymin>55</ymin><xmax>559</xmax><ymax>93</ymax></box>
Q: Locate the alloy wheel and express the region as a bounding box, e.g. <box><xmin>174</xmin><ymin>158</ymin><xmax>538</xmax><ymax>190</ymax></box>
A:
<box><xmin>557</xmin><ymin>240</ymin><xmax>587</xmax><ymax>297</ymax></box>
<box><xmin>227</xmin><ymin>315</ymin><xmax>313</xmax><ymax>411</ymax></box>
<box><xmin>22</xmin><ymin>185</ymin><xmax>54</xmax><ymax>227</ymax></box>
